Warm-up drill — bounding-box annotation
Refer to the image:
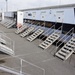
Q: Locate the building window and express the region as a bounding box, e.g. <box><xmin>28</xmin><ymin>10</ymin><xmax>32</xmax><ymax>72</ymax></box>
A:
<box><xmin>28</xmin><ymin>13</ymin><xmax>32</xmax><ymax>16</ymax></box>
<box><xmin>56</xmin><ymin>11</ymin><xmax>64</xmax><ymax>13</ymax></box>
<box><xmin>41</xmin><ymin>11</ymin><xmax>46</xmax><ymax>14</ymax></box>
<box><xmin>50</xmin><ymin>9</ymin><xmax>52</xmax><ymax>14</ymax></box>
<box><xmin>33</xmin><ymin>12</ymin><xmax>36</xmax><ymax>17</ymax></box>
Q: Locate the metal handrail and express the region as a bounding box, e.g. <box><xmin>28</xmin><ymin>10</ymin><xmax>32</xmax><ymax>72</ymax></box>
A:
<box><xmin>20</xmin><ymin>58</ymin><xmax>45</xmax><ymax>75</ymax></box>
<box><xmin>39</xmin><ymin>23</ymin><xmax>62</xmax><ymax>41</ymax></box>
<box><xmin>39</xmin><ymin>25</ymin><xmax>55</xmax><ymax>40</ymax></box>
<box><xmin>42</xmin><ymin>25</ymin><xmax>55</xmax><ymax>35</ymax></box>
<box><xmin>0</xmin><ymin>57</ymin><xmax>45</xmax><ymax>75</ymax></box>
<box><xmin>33</xmin><ymin>22</ymin><xmax>45</xmax><ymax>31</ymax></box>
<box><xmin>38</xmin><ymin>22</ymin><xmax>58</xmax><ymax>40</ymax></box>
<box><xmin>56</xmin><ymin>28</ymin><xmax>74</xmax><ymax>47</ymax></box>
<box><xmin>0</xmin><ymin>65</ymin><xmax>26</xmax><ymax>75</ymax></box>
<box><xmin>54</xmin><ymin>25</ymin><xmax>62</xmax><ymax>33</ymax></box>
<box><xmin>55</xmin><ymin>28</ymin><xmax>74</xmax><ymax>53</ymax></box>
<box><xmin>57</xmin><ymin>33</ymin><xmax>72</xmax><ymax>49</ymax></box>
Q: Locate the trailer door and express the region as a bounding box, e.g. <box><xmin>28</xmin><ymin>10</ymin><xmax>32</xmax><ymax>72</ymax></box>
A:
<box><xmin>56</xmin><ymin>11</ymin><xmax>64</xmax><ymax>23</ymax></box>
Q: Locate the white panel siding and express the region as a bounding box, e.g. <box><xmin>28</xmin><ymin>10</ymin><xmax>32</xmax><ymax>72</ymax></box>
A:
<box><xmin>24</xmin><ymin>7</ymin><xmax>75</xmax><ymax>24</ymax></box>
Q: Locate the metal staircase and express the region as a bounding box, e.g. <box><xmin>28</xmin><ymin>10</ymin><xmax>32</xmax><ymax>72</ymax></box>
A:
<box><xmin>20</xmin><ymin>26</ymin><xmax>35</xmax><ymax>37</ymax></box>
<box><xmin>27</xmin><ymin>29</ymin><xmax>44</xmax><ymax>42</ymax></box>
<box><xmin>55</xmin><ymin>28</ymin><xmax>75</xmax><ymax>60</ymax></box>
<box><xmin>39</xmin><ymin>26</ymin><xmax>62</xmax><ymax>49</ymax></box>
<box><xmin>55</xmin><ymin>36</ymin><xmax>75</xmax><ymax>60</ymax></box>
<box><xmin>15</xmin><ymin>25</ymin><xmax>28</xmax><ymax>34</ymax></box>
<box><xmin>7</xmin><ymin>21</ymin><xmax>16</xmax><ymax>29</ymax></box>
<box><xmin>27</xmin><ymin>22</ymin><xmax>48</xmax><ymax>42</ymax></box>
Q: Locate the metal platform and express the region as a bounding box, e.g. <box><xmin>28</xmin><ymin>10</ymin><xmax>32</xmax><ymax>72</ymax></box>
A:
<box><xmin>39</xmin><ymin>31</ymin><xmax>61</xmax><ymax>49</ymax></box>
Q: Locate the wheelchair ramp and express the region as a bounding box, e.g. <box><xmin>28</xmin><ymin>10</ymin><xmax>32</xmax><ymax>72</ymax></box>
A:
<box><xmin>7</xmin><ymin>22</ymin><xmax>16</xmax><ymax>29</ymax></box>
<box><xmin>1</xmin><ymin>19</ymin><xmax>15</xmax><ymax>28</ymax></box>
<box><xmin>0</xmin><ymin>32</ymin><xmax>15</xmax><ymax>56</ymax></box>
<box><xmin>0</xmin><ymin>44</ymin><xmax>14</xmax><ymax>56</ymax></box>
<box><xmin>0</xmin><ymin>38</ymin><xmax>6</xmax><ymax>44</ymax></box>
<box><xmin>20</xmin><ymin>26</ymin><xmax>35</xmax><ymax>37</ymax></box>
<box><xmin>55</xmin><ymin>37</ymin><xmax>75</xmax><ymax>60</ymax></box>
<box><xmin>4</xmin><ymin>21</ymin><xmax>14</xmax><ymax>27</ymax></box>
<box><xmin>27</xmin><ymin>29</ymin><xmax>44</xmax><ymax>42</ymax></box>
<box><xmin>39</xmin><ymin>31</ymin><xmax>61</xmax><ymax>49</ymax></box>
<box><xmin>0</xmin><ymin>31</ymin><xmax>6</xmax><ymax>44</ymax></box>
<box><xmin>15</xmin><ymin>25</ymin><xmax>28</xmax><ymax>34</ymax></box>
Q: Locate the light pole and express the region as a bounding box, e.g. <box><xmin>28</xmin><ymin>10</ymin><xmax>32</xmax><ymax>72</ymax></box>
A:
<box><xmin>59</xmin><ymin>0</ymin><xmax>61</xmax><ymax>5</ymax></box>
<box><xmin>5</xmin><ymin>0</ymin><xmax>8</xmax><ymax>12</ymax></box>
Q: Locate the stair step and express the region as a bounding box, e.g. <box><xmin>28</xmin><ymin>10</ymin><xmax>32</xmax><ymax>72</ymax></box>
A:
<box><xmin>63</xmin><ymin>47</ymin><xmax>72</xmax><ymax>52</ymax></box>
<box><xmin>47</xmin><ymin>38</ymin><xmax>54</xmax><ymax>42</ymax></box>
<box><xmin>70</xmin><ymin>39</ymin><xmax>75</xmax><ymax>43</ymax></box>
<box><xmin>66</xmin><ymin>44</ymin><xmax>75</xmax><ymax>48</ymax></box>
<box><xmin>67</xmin><ymin>42</ymin><xmax>75</xmax><ymax>47</ymax></box>
<box><xmin>42</xmin><ymin>41</ymin><xmax>51</xmax><ymax>46</ymax></box>
<box><xmin>55</xmin><ymin>36</ymin><xmax>75</xmax><ymax>60</ymax></box>
<box><xmin>65</xmin><ymin>50</ymin><xmax>74</xmax><ymax>60</ymax></box>
<box><xmin>39</xmin><ymin>44</ymin><xmax>46</xmax><ymax>49</ymax></box>
<box><xmin>43</xmin><ymin>41</ymin><xmax>49</xmax><ymax>45</ymax></box>
<box><xmin>64</xmin><ymin>45</ymin><xmax>74</xmax><ymax>50</ymax></box>
<box><xmin>61</xmin><ymin>48</ymin><xmax>70</xmax><ymax>54</ymax></box>
<box><xmin>50</xmin><ymin>36</ymin><xmax>56</xmax><ymax>39</ymax></box>
<box><xmin>56</xmin><ymin>52</ymin><xmax>65</xmax><ymax>60</ymax></box>
<box><xmin>58</xmin><ymin>50</ymin><xmax>68</xmax><ymax>56</ymax></box>
<box><xmin>52</xmin><ymin>34</ymin><xmax>58</xmax><ymax>37</ymax></box>
<box><xmin>46</xmin><ymin>40</ymin><xmax>52</xmax><ymax>43</ymax></box>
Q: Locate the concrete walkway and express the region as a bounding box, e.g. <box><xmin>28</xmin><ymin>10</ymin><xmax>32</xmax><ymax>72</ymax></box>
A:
<box><xmin>0</xmin><ymin>24</ymin><xmax>75</xmax><ymax>75</ymax></box>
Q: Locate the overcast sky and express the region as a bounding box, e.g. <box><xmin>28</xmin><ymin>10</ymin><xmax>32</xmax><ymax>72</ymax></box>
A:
<box><xmin>0</xmin><ymin>0</ymin><xmax>75</xmax><ymax>12</ymax></box>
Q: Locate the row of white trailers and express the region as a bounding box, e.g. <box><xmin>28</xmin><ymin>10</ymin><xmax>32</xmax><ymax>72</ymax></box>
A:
<box><xmin>2</xmin><ymin>4</ymin><xmax>75</xmax><ymax>25</ymax></box>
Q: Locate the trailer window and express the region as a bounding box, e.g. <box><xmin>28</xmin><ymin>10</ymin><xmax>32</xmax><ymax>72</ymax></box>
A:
<box><xmin>28</xmin><ymin>13</ymin><xmax>32</xmax><ymax>16</ymax></box>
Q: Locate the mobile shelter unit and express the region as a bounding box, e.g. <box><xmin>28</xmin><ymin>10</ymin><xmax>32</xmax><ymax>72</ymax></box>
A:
<box><xmin>21</xmin><ymin>4</ymin><xmax>75</xmax><ymax>32</ymax></box>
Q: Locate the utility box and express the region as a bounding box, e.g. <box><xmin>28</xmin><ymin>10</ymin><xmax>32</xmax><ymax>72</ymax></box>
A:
<box><xmin>17</xmin><ymin>11</ymin><xmax>23</xmax><ymax>29</ymax></box>
<box><xmin>0</xmin><ymin>12</ymin><xmax>4</xmax><ymax>21</ymax></box>
<box><xmin>2</xmin><ymin>12</ymin><xmax>4</xmax><ymax>21</ymax></box>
